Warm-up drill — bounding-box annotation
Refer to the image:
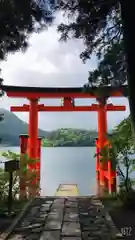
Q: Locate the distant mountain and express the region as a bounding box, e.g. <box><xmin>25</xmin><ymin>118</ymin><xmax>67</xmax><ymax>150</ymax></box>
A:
<box><xmin>0</xmin><ymin>108</ymin><xmax>49</xmax><ymax>146</ymax></box>
<box><xmin>0</xmin><ymin>109</ymin><xmax>98</xmax><ymax>147</ymax></box>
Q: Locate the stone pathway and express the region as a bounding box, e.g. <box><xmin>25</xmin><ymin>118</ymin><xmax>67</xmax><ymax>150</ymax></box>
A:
<box><xmin>1</xmin><ymin>197</ymin><xmax>124</xmax><ymax>239</ymax></box>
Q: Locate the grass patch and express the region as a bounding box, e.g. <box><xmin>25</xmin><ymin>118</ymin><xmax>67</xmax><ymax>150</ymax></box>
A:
<box><xmin>99</xmin><ymin>190</ymin><xmax>135</xmax><ymax>212</ymax></box>
<box><xmin>99</xmin><ymin>193</ymin><xmax>124</xmax><ymax>212</ymax></box>
<box><xmin>0</xmin><ymin>199</ymin><xmax>29</xmax><ymax>217</ymax></box>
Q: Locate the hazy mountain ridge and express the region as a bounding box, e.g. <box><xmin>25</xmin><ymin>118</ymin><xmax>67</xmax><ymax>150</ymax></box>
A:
<box><xmin>0</xmin><ymin>108</ymin><xmax>49</xmax><ymax>146</ymax></box>
<box><xmin>0</xmin><ymin>109</ymin><xmax>97</xmax><ymax>146</ymax></box>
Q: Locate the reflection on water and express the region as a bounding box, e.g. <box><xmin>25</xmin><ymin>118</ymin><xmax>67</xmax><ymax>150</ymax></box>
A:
<box><xmin>0</xmin><ymin>146</ymin><xmax>96</xmax><ymax>196</ymax></box>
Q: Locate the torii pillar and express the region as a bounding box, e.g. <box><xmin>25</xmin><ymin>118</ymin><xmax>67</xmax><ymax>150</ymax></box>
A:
<box><xmin>27</xmin><ymin>99</ymin><xmax>38</xmax><ymax>196</ymax></box>
<box><xmin>96</xmin><ymin>98</ymin><xmax>118</xmax><ymax>195</ymax></box>
<box><xmin>28</xmin><ymin>98</ymin><xmax>38</xmax><ymax>160</ymax></box>
<box><xmin>98</xmin><ymin>100</ymin><xmax>107</xmax><ymax>192</ymax></box>
<box><xmin>11</xmin><ymin>100</ymin><xmax>43</xmax><ymax>197</ymax></box>
<box><xmin>33</xmin><ymin>137</ymin><xmax>42</xmax><ymax>196</ymax></box>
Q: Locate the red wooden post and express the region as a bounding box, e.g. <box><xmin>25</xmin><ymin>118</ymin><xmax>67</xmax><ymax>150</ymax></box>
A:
<box><xmin>107</xmin><ymin>142</ymin><xmax>117</xmax><ymax>194</ymax></box>
<box><xmin>28</xmin><ymin>99</ymin><xmax>38</xmax><ymax>160</ymax></box>
<box><xmin>95</xmin><ymin>138</ymin><xmax>99</xmax><ymax>176</ymax></box>
<box><xmin>96</xmin><ymin>137</ymin><xmax>101</xmax><ymax>196</ymax></box>
<box><xmin>19</xmin><ymin>134</ymin><xmax>28</xmax><ymax>199</ymax></box>
<box><xmin>35</xmin><ymin>137</ymin><xmax>42</xmax><ymax>196</ymax></box>
<box><xmin>37</xmin><ymin>137</ymin><xmax>42</xmax><ymax>161</ymax></box>
<box><xmin>97</xmin><ymin>101</ymin><xmax>107</xmax><ymax>190</ymax></box>
<box><xmin>27</xmin><ymin>99</ymin><xmax>38</xmax><ymax>196</ymax></box>
<box><xmin>29</xmin><ymin>137</ymin><xmax>42</xmax><ymax>196</ymax></box>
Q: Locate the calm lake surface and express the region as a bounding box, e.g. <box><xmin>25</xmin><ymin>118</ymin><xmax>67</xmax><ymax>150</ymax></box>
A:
<box><xmin>0</xmin><ymin>146</ymin><xmax>97</xmax><ymax>196</ymax></box>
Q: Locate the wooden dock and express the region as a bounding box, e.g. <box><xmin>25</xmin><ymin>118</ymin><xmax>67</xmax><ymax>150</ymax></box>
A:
<box><xmin>55</xmin><ymin>184</ymin><xmax>80</xmax><ymax>197</ymax></box>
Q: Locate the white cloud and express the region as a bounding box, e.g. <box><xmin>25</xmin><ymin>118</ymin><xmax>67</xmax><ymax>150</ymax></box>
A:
<box><xmin>0</xmin><ymin>12</ymin><xmax>129</xmax><ymax>131</ymax></box>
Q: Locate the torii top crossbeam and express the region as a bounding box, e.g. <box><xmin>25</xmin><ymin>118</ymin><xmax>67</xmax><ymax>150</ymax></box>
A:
<box><xmin>1</xmin><ymin>85</ymin><xmax>128</xmax><ymax>98</ymax></box>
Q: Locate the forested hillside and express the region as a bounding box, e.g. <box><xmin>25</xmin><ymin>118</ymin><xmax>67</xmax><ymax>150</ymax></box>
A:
<box><xmin>42</xmin><ymin>128</ymin><xmax>97</xmax><ymax>147</ymax></box>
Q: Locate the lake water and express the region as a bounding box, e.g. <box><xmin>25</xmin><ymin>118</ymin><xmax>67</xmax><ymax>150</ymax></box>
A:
<box><xmin>0</xmin><ymin>146</ymin><xmax>97</xmax><ymax>196</ymax></box>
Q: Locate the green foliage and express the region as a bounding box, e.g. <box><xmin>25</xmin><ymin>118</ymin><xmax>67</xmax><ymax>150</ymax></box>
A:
<box><xmin>111</xmin><ymin>117</ymin><xmax>135</xmax><ymax>203</ymax></box>
<box><xmin>58</xmin><ymin>0</ymin><xmax>135</xmax><ymax>139</ymax></box>
<box><xmin>57</xmin><ymin>1</ymin><xmax>126</xmax><ymax>88</ymax></box>
<box><xmin>0</xmin><ymin>168</ymin><xmax>9</xmax><ymax>201</ymax></box>
<box><xmin>42</xmin><ymin>128</ymin><xmax>97</xmax><ymax>147</ymax></box>
<box><xmin>58</xmin><ymin>0</ymin><xmax>121</xmax><ymax>62</ymax></box>
<box><xmin>0</xmin><ymin>0</ymin><xmax>54</xmax><ymax>61</ymax></box>
<box><xmin>88</xmin><ymin>41</ymin><xmax>126</xmax><ymax>87</ymax></box>
<box><xmin>99</xmin><ymin>116</ymin><xmax>135</xmax><ymax>207</ymax></box>
<box><xmin>111</xmin><ymin>116</ymin><xmax>134</xmax><ymax>152</ymax></box>
<box><xmin>0</xmin><ymin>151</ymin><xmax>40</xmax><ymax>200</ymax></box>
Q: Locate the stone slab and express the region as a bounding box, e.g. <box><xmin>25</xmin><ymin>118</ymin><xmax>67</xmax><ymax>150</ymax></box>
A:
<box><xmin>61</xmin><ymin>238</ymin><xmax>81</xmax><ymax>240</ymax></box>
<box><xmin>44</xmin><ymin>220</ymin><xmax>62</xmax><ymax>230</ymax></box>
<box><xmin>40</xmin><ymin>230</ymin><xmax>60</xmax><ymax>240</ymax></box>
<box><xmin>65</xmin><ymin>201</ymin><xmax>78</xmax><ymax>208</ymax></box>
<box><xmin>0</xmin><ymin>196</ymin><xmax>124</xmax><ymax>240</ymax></box>
<box><xmin>64</xmin><ymin>212</ymin><xmax>79</xmax><ymax>222</ymax></box>
<box><xmin>62</xmin><ymin>222</ymin><xmax>81</xmax><ymax>236</ymax></box>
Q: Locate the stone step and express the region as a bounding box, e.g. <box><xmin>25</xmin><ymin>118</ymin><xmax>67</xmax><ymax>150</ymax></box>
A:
<box><xmin>0</xmin><ymin>197</ymin><xmax>124</xmax><ymax>240</ymax></box>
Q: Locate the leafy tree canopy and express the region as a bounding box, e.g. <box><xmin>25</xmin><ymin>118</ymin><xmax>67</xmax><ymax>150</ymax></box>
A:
<box><xmin>88</xmin><ymin>41</ymin><xmax>126</xmax><ymax>87</ymax></box>
<box><xmin>57</xmin><ymin>0</ymin><xmax>126</xmax><ymax>87</ymax></box>
<box><xmin>58</xmin><ymin>0</ymin><xmax>122</xmax><ymax>61</ymax></box>
<box><xmin>0</xmin><ymin>0</ymin><xmax>126</xmax><ymax>88</ymax></box>
<box><xmin>0</xmin><ymin>0</ymin><xmax>53</xmax><ymax>61</ymax></box>
<box><xmin>98</xmin><ymin>115</ymin><xmax>135</xmax><ymax>199</ymax></box>
<box><xmin>111</xmin><ymin>115</ymin><xmax>134</xmax><ymax>152</ymax></box>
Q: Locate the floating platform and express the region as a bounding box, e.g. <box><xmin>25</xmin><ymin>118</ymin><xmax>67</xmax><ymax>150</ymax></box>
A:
<box><xmin>55</xmin><ymin>184</ymin><xmax>80</xmax><ymax>197</ymax></box>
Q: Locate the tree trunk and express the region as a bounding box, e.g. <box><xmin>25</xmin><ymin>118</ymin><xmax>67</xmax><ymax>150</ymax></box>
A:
<box><xmin>120</xmin><ymin>0</ymin><xmax>135</xmax><ymax>133</ymax></box>
<box><xmin>125</xmin><ymin>158</ymin><xmax>129</xmax><ymax>192</ymax></box>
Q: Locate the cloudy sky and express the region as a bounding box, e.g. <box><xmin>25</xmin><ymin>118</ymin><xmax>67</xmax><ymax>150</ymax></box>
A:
<box><xmin>0</xmin><ymin>12</ymin><xmax>129</xmax><ymax>131</ymax></box>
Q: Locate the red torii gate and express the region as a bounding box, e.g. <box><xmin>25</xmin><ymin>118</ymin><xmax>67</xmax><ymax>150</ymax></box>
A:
<box><xmin>2</xmin><ymin>85</ymin><xmax>127</xmax><ymax>197</ymax></box>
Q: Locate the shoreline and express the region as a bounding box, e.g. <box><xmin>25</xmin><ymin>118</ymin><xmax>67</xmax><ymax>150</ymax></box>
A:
<box><xmin>0</xmin><ymin>145</ymin><xmax>96</xmax><ymax>148</ymax></box>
